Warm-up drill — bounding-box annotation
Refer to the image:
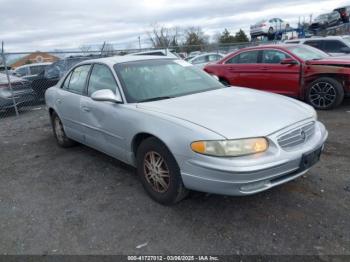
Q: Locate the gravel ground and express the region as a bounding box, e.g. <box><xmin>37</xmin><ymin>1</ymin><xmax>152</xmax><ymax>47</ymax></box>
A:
<box><xmin>0</xmin><ymin>100</ymin><xmax>349</xmax><ymax>256</ymax></box>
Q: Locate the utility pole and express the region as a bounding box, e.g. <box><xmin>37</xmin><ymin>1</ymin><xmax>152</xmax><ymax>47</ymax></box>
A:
<box><xmin>138</xmin><ymin>36</ymin><xmax>141</xmax><ymax>50</ymax></box>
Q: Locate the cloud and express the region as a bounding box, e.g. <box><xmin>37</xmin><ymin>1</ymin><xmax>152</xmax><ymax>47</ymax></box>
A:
<box><xmin>0</xmin><ymin>0</ymin><xmax>348</xmax><ymax>52</ymax></box>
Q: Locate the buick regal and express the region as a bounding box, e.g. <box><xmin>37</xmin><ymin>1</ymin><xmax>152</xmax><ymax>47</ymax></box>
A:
<box><xmin>45</xmin><ymin>56</ymin><xmax>328</xmax><ymax>205</ymax></box>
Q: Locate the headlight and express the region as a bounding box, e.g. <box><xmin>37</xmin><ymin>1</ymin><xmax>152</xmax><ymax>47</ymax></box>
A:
<box><xmin>191</xmin><ymin>138</ymin><xmax>268</xmax><ymax>157</ymax></box>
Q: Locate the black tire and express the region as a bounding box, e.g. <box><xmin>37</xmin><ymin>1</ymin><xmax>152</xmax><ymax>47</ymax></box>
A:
<box><xmin>51</xmin><ymin>112</ymin><xmax>76</xmax><ymax>147</ymax></box>
<box><xmin>220</xmin><ymin>79</ymin><xmax>230</xmax><ymax>86</ymax></box>
<box><xmin>306</xmin><ymin>77</ymin><xmax>344</xmax><ymax>110</ymax></box>
<box><xmin>136</xmin><ymin>137</ymin><xmax>189</xmax><ymax>205</ymax></box>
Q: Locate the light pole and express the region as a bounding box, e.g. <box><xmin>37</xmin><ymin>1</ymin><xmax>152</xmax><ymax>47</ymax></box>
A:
<box><xmin>138</xmin><ymin>36</ymin><xmax>141</xmax><ymax>50</ymax></box>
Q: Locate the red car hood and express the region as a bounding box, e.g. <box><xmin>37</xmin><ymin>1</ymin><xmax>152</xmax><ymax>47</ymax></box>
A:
<box><xmin>306</xmin><ymin>56</ymin><xmax>350</xmax><ymax>66</ymax></box>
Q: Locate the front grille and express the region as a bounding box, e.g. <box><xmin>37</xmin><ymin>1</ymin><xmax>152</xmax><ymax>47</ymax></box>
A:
<box><xmin>277</xmin><ymin>122</ymin><xmax>316</xmax><ymax>150</ymax></box>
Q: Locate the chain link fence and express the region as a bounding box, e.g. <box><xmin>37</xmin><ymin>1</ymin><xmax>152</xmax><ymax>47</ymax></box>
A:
<box><xmin>0</xmin><ymin>41</ymin><xmax>269</xmax><ymax>119</ymax></box>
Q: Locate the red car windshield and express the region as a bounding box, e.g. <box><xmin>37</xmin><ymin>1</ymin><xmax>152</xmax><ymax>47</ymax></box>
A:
<box><xmin>286</xmin><ymin>45</ymin><xmax>329</xmax><ymax>61</ymax></box>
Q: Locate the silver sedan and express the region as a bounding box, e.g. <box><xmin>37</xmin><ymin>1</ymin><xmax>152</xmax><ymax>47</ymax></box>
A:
<box><xmin>45</xmin><ymin>56</ymin><xmax>328</xmax><ymax>205</ymax></box>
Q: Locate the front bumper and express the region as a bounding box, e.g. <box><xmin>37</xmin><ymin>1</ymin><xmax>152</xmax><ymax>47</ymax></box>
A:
<box><xmin>179</xmin><ymin>120</ymin><xmax>328</xmax><ymax>196</ymax></box>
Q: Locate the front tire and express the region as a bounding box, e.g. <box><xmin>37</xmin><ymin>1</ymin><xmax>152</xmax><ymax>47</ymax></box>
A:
<box><xmin>136</xmin><ymin>137</ymin><xmax>189</xmax><ymax>205</ymax></box>
<box><xmin>306</xmin><ymin>77</ymin><xmax>344</xmax><ymax>110</ymax></box>
<box><xmin>51</xmin><ymin>112</ymin><xmax>76</xmax><ymax>147</ymax></box>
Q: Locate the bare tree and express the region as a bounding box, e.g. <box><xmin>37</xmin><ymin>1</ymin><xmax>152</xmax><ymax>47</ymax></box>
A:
<box><xmin>79</xmin><ymin>45</ymin><xmax>92</xmax><ymax>55</ymax></box>
<box><xmin>100</xmin><ymin>42</ymin><xmax>114</xmax><ymax>56</ymax></box>
<box><xmin>183</xmin><ymin>27</ymin><xmax>209</xmax><ymax>53</ymax></box>
<box><xmin>147</xmin><ymin>23</ymin><xmax>182</xmax><ymax>49</ymax></box>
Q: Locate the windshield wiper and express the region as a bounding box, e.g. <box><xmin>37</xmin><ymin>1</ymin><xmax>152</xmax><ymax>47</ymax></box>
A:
<box><xmin>138</xmin><ymin>96</ymin><xmax>174</xmax><ymax>103</ymax></box>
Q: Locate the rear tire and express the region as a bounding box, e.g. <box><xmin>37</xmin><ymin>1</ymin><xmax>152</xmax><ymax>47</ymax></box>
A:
<box><xmin>306</xmin><ymin>77</ymin><xmax>344</xmax><ymax>110</ymax></box>
<box><xmin>136</xmin><ymin>137</ymin><xmax>189</xmax><ymax>205</ymax></box>
<box><xmin>51</xmin><ymin>112</ymin><xmax>76</xmax><ymax>147</ymax></box>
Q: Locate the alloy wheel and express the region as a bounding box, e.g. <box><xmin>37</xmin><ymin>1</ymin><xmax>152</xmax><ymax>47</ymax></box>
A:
<box><xmin>309</xmin><ymin>82</ymin><xmax>337</xmax><ymax>109</ymax></box>
<box><xmin>143</xmin><ymin>151</ymin><xmax>170</xmax><ymax>193</ymax></box>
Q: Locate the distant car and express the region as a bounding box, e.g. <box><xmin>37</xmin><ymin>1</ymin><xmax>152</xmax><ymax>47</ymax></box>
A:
<box><xmin>45</xmin><ymin>56</ymin><xmax>327</xmax><ymax>204</ymax></box>
<box><xmin>13</xmin><ymin>62</ymin><xmax>52</xmax><ymax>80</ymax></box>
<box><xmin>334</xmin><ymin>6</ymin><xmax>350</xmax><ymax>23</ymax></box>
<box><xmin>250</xmin><ymin>18</ymin><xmax>289</xmax><ymax>37</ymax></box>
<box><xmin>204</xmin><ymin>44</ymin><xmax>350</xmax><ymax>110</ymax></box>
<box><xmin>310</xmin><ymin>12</ymin><xmax>341</xmax><ymax>29</ymax></box>
<box><xmin>0</xmin><ymin>73</ymin><xmax>35</xmax><ymax>110</ymax></box>
<box><xmin>285</xmin><ymin>36</ymin><xmax>350</xmax><ymax>56</ymax></box>
<box><xmin>30</xmin><ymin>56</ymin><xmax>100</xmax><ymax>101</ymax></box>
<box><xmin>188</xmin><ymin>53</ymin><xmax>225</xmax><ymax>68</ymax></box>
<box><xmin>188</xmin><ymin>51</ymin><xmax>202</xmax><ymax>57</ymax></box>
<box><xmin>127</xmin><ymin>49</ymin><xmax>179</xmax><ymax>58</ymax></box>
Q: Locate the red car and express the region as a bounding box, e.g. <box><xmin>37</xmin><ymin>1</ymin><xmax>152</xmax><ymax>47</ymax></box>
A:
<box><xmin>204</xmin><ymin>44</ymin><xmax>350</xmax><ymax>110</ymax></box>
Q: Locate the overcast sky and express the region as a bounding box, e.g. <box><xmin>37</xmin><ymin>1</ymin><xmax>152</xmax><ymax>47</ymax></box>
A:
<box><xmin>0</xmin><ymin>0</ymin><xmax>349</xmax><ymax>52</ymax></box>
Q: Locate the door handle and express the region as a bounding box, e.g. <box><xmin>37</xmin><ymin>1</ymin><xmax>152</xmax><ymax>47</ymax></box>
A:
<box><xmin>81</xmin><ymin>106</ymin><xmax>91</xmax><ymax>112</ymax></box>
<box><xmin>260</xmin><ymin>67</ymin><xmax>269</xmax><ymax>71</ymax></box>
<box><xmin>56</xmin><ymin>99</ymin><xmax>62</xmax><ymax>104</ymax></box>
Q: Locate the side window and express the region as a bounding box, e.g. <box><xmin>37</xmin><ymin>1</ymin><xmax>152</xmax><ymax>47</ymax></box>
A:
<box><xmin>304</xmin><ymin>40</ymin><xmax>323</xmax><ymax>50</ymax></box>
<box><xmin>62</xmin><ymin>72</ymin><xmax>72</xmax><ymax>90</ymax></box>
<box><xmin>226</xmin><ymin>55</ymin><xmax>240</xmax><ymax>64</ymax></box>
<box><xmin>208</xmin><ymin>55</ymin><xmax>221</xmax><ymax>62</ymax></box>
<box><xmin>30</xmin><ymin>65</ymin><xmax>45</xmax><ymax>75</ymax></box>
<box><xmin>67</xmin><ymin>65</ymin><xmax>91</xmax><ymax>94</ymax></box>
<box><xmin>15</xmin><ymin>67</ymin><xmax>28</xmax><ymax>77</ymax></box>
<box><xmin>87</xmin><ymin>64</ymin><xmax>118</xmax><ymax>96</ymax></box>
<box><xmin>262</xmin><ymin>50</ymin><xmax>290</xmax><ymax>64</ymax></box>
<box><xmin>192</xmin><ymin>56</ymin><xmax>208</xmax><ymax>64</ymax></box>
<box><xmin>323</xmin><ymin>40</ymin><xmax>347</xmax><ymax>52</ymax></box>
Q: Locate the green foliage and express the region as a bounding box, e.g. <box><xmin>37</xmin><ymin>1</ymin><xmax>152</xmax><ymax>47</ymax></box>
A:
<box><xmin>234</xmin><ymin>29</ymin><xmax>249</xmax><ymax>43</ymax></box>
<box><xmin>219</xmin><ymin>29</ymin><xmax>236</xmax><ymax>44</ymax></box>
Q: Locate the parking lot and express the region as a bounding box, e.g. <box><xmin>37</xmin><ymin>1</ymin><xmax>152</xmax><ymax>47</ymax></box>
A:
<box><xmin>0</xmin><ymin>99</ymin><xmax>349</xmax><ymax>255</ymax></box>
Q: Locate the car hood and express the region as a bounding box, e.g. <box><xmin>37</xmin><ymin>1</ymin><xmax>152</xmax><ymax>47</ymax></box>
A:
<box><xmin>306</xmin><ymin>56</ymin><xmax>350</xmax><ymax>65</ymax></box>
<box><xmin>137</xmin><ymin>88</ymin><xmax>314</xmax><ymax>139</ymax></box>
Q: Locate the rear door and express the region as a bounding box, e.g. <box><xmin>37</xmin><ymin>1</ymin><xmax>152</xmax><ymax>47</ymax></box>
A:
<box><xmin>55</xmin><ymin>64</ymin><xmax>91</xmax><ymax>142</ymax></box>
<box><xmin>258</xmin><ymin>49</ymin><xmax>301</xmax><ymax>96</ymax></box>
<box><xmin>223</xmin><ymin>50</ymin><xmax>261</xmax><ymax>88</ymax></box>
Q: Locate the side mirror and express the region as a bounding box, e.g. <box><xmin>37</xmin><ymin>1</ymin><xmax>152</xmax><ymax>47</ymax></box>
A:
<box><xmin>340</xmin><ymin>47</ymin><xmax>350</xmax><ymax>54</ymax></box>
<box><xmin>280</xmin><ymin>58</ymin><xmax>298</xmax><ymax>65</ymax></box>
<box><xmin>91</xmin><ymin>89</ymin><xmax>122</xmax><ymax>103</ymax></box>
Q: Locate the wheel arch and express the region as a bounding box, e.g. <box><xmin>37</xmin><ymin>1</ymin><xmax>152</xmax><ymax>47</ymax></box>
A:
<box><xmin>304</xmin><ymin>73</ymin><xmax>348</xmax><ymax>95</ymax></box>
<box><xmin>131</xmin><ymin>132</ymin><xmax>175</xmax><ymax>159</ymax></box>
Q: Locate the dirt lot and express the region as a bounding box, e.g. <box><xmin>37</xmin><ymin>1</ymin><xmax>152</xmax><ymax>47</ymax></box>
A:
<box><xmin>0</xmin><ymin>100</ymin><xmax>349</xmax><ymax>255</ymax></box>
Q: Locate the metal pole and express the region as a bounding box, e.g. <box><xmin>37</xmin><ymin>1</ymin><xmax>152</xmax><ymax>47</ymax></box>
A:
<box><xmin>1</xmin><ymin>41</ymin><xmax>19</xmax><ymax>116</ymax></box>
<box><xmin>138</xmin><ymin>36</ymin><xmax>141</xmax><ymax>50</ymax></box>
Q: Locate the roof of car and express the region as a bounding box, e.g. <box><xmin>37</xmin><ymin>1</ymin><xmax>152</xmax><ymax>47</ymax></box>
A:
<box><xmin>78</xmin><ymin>55</ymin><xmax>174</xmax><ymax>66</ymax></box>
<box><xmin>285</xmin><ymin>36</ymin><xmax>347</xmax><ymax>43</ymax></box>
<box><xmin>240</xmin><ymin>44</ymin><xmax>298</xmax><ymax>50</ymax></box>
<box><xmin>15</xmin><ymin>62</ymin><xmax>52</xmax><ymax>69</ymax></box>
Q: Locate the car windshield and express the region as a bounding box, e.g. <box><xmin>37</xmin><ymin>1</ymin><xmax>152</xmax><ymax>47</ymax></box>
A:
<box><xmin>286</xmin><ymin>45</ymin><xmax>329</xmax><ymax>60</ymax></box>
<box><xmin>115</xmin><ymin>59</ymin><xmax>224</xmax><ymax>103</ymax></box>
